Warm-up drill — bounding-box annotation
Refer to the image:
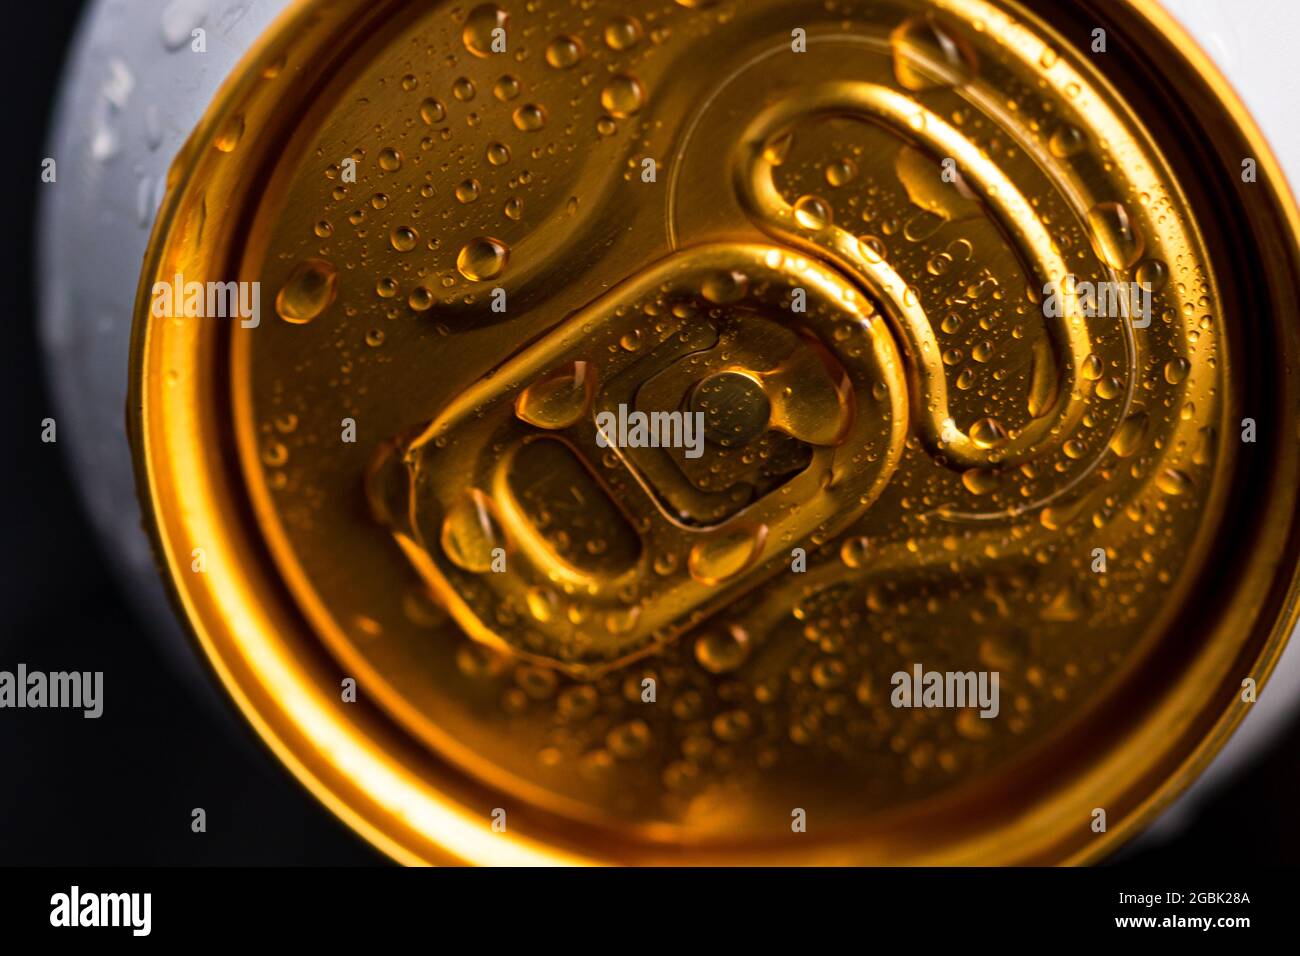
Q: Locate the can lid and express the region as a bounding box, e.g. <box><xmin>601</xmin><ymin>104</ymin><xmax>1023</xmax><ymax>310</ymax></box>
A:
<box><xmin>131</xmin><ymin>0</ymin><xmax>1300</xmax><ymax>864</ymax></box>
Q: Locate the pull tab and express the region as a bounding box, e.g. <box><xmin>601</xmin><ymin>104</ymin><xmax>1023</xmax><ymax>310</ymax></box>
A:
<box><xmin>733</xmin><ymin>81</ymin><xmax>1093</xmax><ymax>467</ymax></box>
<box><xmin>369</xmin><ymin>243</ymin><xmax>906</xmax><ymax>674</ymax></box>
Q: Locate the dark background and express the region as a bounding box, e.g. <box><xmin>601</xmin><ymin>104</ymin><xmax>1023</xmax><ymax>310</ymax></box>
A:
<box><xmin>2</xmin><ymin>0</ymin><xmax>1296</xmax><ymax>866</ymax></box>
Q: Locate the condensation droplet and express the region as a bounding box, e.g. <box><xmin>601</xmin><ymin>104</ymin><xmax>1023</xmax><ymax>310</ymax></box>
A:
<box><xmin>1048</xmin><ymin>123</ymin><xmax>1087</xmax><ymax>159</ymax></box>
<box><xmin>512</xmin><ymin>103</ymin><xmax>547</xmax><ymax>131</ymax></box>
<box><xmin>545</xmin><ymin>34</ymin><xmax>585</xmax><ymax>69</ymax></box>
<box><xmin>441</xmin><ymin>489</ymin><xmax>505</xmax><ymax>572</ymax></box>
<box><xmin>695</xmin><ymin>626</ymin><xmax>751</xmax><ymax>674</ymax></box>
<box><xmin>515</xmin><ymin>361</ymin><xmax>594</xmax><ymax>430</ymax></box>
<box><xmin>463</xmin><ymin>4</ymin><xmax>508</xmax><ymax>59</ymax></box>
<box><xmin>457</xmin><ymin>236</ymin><xmax>510</xmax><ymax>281</ymax></box>
<box><xmin>793</xmin><ymin>194</ymin><xmax>833</xmax><ymax>230</ymax></box>
<box><xmin>1087</xmin><ymin>202</ymin><xmax>1144</xmax><ymax>270</ymax></box>
<box><xmin>275</xmin><ymin>258</ymin><xmax>337</xmax><ymax>324</ymax></box>
<box><xmin>390</xmin><ymin>225</ymin><xmax>418</xmax><ymax>252</ymax></box>
<box><xmin>420</xmin><ymin>97</ymin><xmax>447</xmax><ymax>124</ymax></box>
<box><xmin>600</xmin><ymin>74</ymin><xmax>646</xmax><ymax>117</ymax></box>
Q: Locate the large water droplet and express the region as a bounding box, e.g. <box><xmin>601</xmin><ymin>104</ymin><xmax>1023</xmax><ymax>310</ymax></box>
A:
<box><xmin>1048</xmin><ymin>123</ymin><xmax>1087</xmax><ymax>159</ymax></box>
<box><xmin>688</xmin><ymin>527</ymin><xmax>766</xmax><ymax>585</ymax></box>
<box><xmin>512</xmin><ymin>103</ymin><xmax>548</xmax><ymax>131</ymax></box>
<box><xmin>516</xmin><ymin>361</ymin><xmax>595</xmax><ymax>430</ymax></box>
<box><xmin>600</xmin><ymin>74</ymin><xmax>646</xmax><ymax>117</ymax></box>
<box><xmin>1087</xmin><ymin>202</ymin><xmax>1144</xmax><ymax>270</ymax></box>
<box><xmin>275</xmin><ymin>258</ymin><xmax>337</xmax><ymax>324</ymax></box>
<box><xmin>441</xmin><ymin>489</ymin><xmax>505</xmax><ymax>572</ymax></box>
<box><xmin>969</xmin><ymin>417</ymin><xmax>1009</xmax><ymax>449</ymax></box>
<box><xmin>1027</xmin><ymin>337</ymin><xmax>1060</xmax><ymax>419</ymax></box>
<box><xmin>1109</xmin><ymin>411</ymin><xmax>1148</xmax><ymax>458</ymax></box>
<box><xmin>545</xmin><ymin>34</ymin><xmax>585</xmax><ymax>68</ymax></box>
<box><xmin>213</xmin><ymin>113</ymin><xmax>245</xmax><ymax>153</ymax></box>
<box><xmin>456</xmin><ymin>236</ymin><xmax>510</xmax><ymax>281</ymax></box>
<box><xmin>793</xmin><ymin>194</ymin><xmax>833</xmax><ymax>230</ymax></box>
<box><xmin>891</xmin><ymin>14</ymin><xmax>978</xmax><ymax>91</ymax></box>
<box><xmin>463</xmin><ymin>4</ymin><xmax>508</xmax><ymax>59</ymax></box>
<box><xmin>694</xmin><ymin>626</ymin><xmax>751</xmax><ymax>674</ymax></box>
<box><xmin>1155</xmin><ymin>468</ymin><xmax>1193</xmax><ymax>497</ymax></box>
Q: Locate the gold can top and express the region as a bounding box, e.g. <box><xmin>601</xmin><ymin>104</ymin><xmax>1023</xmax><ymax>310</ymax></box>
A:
<box><xmin>131</xmin><ymin>0</ymin><xmax>1300</xmax><ymax>864</ymax></box>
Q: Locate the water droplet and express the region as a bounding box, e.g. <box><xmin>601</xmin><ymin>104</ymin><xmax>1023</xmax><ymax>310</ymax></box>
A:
<box><xmin>1087</xmin><ymin>202</ymin><xmax>1144</xmax><ymax>270</ymax></box>
<box><xmin>712</xmin><ymin>709</ymin><xmax>752</xmax><ymax>743</ymax></box>
<box><xmin>604</xmin><ymin>16</ymin><xmax>644</xmax><ymax>51</ymax></box>
<box><xmin>161</xmin><ymin>0</ymin><xmax>206</xmax><ymax>52</ymax></box>
<box><xmin>408</xmin><ymin>286</ymin><xmax>436</xmax><ymax>312</ymax></box>
<box><xmin>1109</xmin><ymin>411</ymin><xmax>1148</xmax><ymax>458</ymax></box>
<box><xmin>515</xmin><ymin>361</ymin><xmax>594</xmax><ymax>429</ymax></box>
<box><xmin>891</xmin><ymin>14</ymin><xmax>978</xmax><ymax>91</ymax></box>
<box><xmin>261</xmin><ymin>439</ymin><xmax>288</xmax><ymax>467</ymax></box>
<box><xmin>701</xmin><ymin>270</ymin><xmax>749</xmax><ymax>304</ymax></box>
<box><xmin>1081</xmin><ymin>353</ymin><xmax>1104</xmax><ymax>381</ymax></box>
<box><xmin>688</xmin><ymin>527</ymin><xmax>765</xmax><ymax>585</ymax></box>
<box><xmin>486</xmin><ymin>141</ymin><xmax>511</xmax><ymax>165</ymax></box>
<box><xmin>840</xmin><ymin>536</ymin><xmax>871</xmax><ymax>568</ymax></box>
<box><xmin>457</xmin><ymin>236</ymin><xmax>510</xmax><ymax>281</ymax></box>
<box><xmin>969</xmin><ymin>417</ymin><xmax>1008</xmax><ymax>449</ymax></box>
<box><xmin>545</xmin><ymin>34</ymin><xmax>585</xmax><ymax>69</ymax></box>
<box><xmin>825</xmin><ymin>158</ymin><xmax>858</xmax><ymax>187</ymax></box>
<box><xmin>463</xmin><ymin>4</ymin><xmax>508</xmax><ymax>59</ymax></box>
<box><xmin>452</xmin><ymin>76</ymin><xmax>476</xmax><ymax>102</ymax></box>
<box><xmin>526</xmin><ymin>586</ymin><xmax>559</xmax><ymax>622</ymax></box>
<box><xmin>600</xmin><ymin>74</ymin><xmax>646</xmax><ymax>117</ymax></box>
<box><xmin>793</xmin><ymin>194</ymin><xmax>832</xmax><ymax>230</ymax></box>
<box><xmin>379</xmin><ymin>147</ymin><xmax>403</xmax><ymax>171</ymax></box>
<box><xmin>762</xmin><ymin>131</ymin><xmax>794</xmax><ymax>166</ymax></box>
<box><xmin>1027</xmin><ymin>337</ymin><xmax>1060</xmax><ymax>419</ymax></box>
<box><xmin>493</xmin><ymin>75</ymin><xmax>521</xmax><ymax>101</ymax></box>
<box><xmin>1136</xmin><ymin>258</ymin><xmax>1169</xmax><ymax>294</ymax></box>
<box><xmin>441</xmin><ymin>489</ymin><xmax>505</xmax><ymax>572</ymax></box>
<box><xmin>961</xmin><ymin>468</ymin><xmax>1000</xmax><ymax>495</ymax></box>
<box><xmin>1164</xmin><ymin>357</ymin><xmax>1190</xmax><ymax>384</ymax></box>
<box><xmin>512</xmin><ymin>103</ymin><xmax>547</xmax><ymax>131</ymax></box>
<box><xmin>1048</xmin><ymin>123</ymin><xmax>1087</xmax><ymax>159</ymax></box>
<box><xmin>1156</xmin><ymin>469</ymin><xmax>1193</xmax><ymax>497</ymax></box>
<box><xmin>390</xmin><ymin>225</ymin><xmax>418</xmax><ymax>252</ymax></box>
<box><xmin>214</xmin><ymin>114</ymin><xmax>245</xmax><ymax>154</ymax></box>
<box><xmin>1095</xmin><ymin>376</ymin><xmax>1123</xmax><ymax>400</ymax></box>
<box><xmin>275</xmin><ymin>258</ymin><xmax>337</xmax><ymax>324</ymax></box>
<box><xmin>419</xmin><ymin>97</ymin><xmax>447</xmax><ymax>124</ymax></box>
<box><xmin>695</xmin><ymin>626</ymin><xmax>750</xmax><ymax>674</ymax></box>
<box><xmin>607</xmin><ymin>719</ymin><xmax>651</xmax><ymax>759</ymax></box>
<box><xmin>455</xmin><ymin>178</ymin><xmax>481</xmax><ymax>203</ymax></box>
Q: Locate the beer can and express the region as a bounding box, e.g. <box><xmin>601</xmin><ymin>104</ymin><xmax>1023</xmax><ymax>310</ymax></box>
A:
<box><xmin>39</xmin><ymin>0</ymin><xmax>1300</xmax><ymax>864</ymax></box>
